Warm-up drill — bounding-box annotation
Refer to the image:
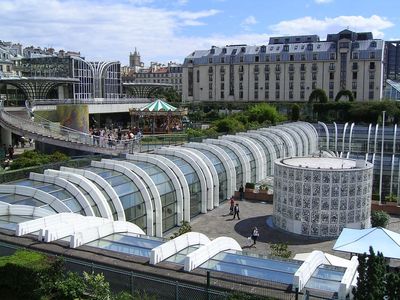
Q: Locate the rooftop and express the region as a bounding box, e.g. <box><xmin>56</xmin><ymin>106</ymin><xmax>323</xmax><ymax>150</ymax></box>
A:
<box><xmin>280</xmin><ymin>157</ymin><xmax>369</xmax><ymax>170</ymax></box>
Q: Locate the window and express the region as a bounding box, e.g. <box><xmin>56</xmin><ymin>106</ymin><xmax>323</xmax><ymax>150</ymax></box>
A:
<box><xmin>369</xmin><ymin>72</ymin><xmax>375</xmax><ymax>80</ymax></box>
<box><xmin>353</xmin><ymin>52</ymin><xmax>359</xmax><ymax>59</ymax></box>
<box><xmin>289</xmin><ymin>91</ymin><xmax>293</xmax><ymax>99</ymax></box>
<box><xmin>209</xmin><ymin>83</ymin><xmax>213</xmax><ymax>89</ymax></box>
<box><xmin>240</xmin><ymin>56</ymin><xmax>244</xmax><ymax>62</ymax></box>
<box><xmin>329</xmin><ymin>81</ymin><xmax>334</xmax><ymax>89</ymax></box>
<box><xmin>352</xmin><ymin>82</ymin><xmax>357</xmax><ymax>89</ymax></box>
<box><xmin>290</xmin><ymin>54</ymin><xmax>294</xmax><ymax>61</ymax></box>
<box><xmin>208</xmin><ymin>57</ymin><xmax>212</xmax><ymax>63</ymax></box>
<box><xmin>370</xmin><ymin>62</ymin><xmax>375</xmax><ymax>70</ymax></box>
<box><xmin>254</xmin><ymin>90</ymin><xmax>258</xmax><ymax>99</ymax></box>
<box><xmin>307</xmin><ymin>44</ymin><xmax>313</xmax><ymax>51</ymax></box>
<box><xmin>283</xmin><ymin>45</ymin><xmax>289</xmax><ymax>52</ymax></box>
<box><xmin>264</xmin><ymin>65</ymin><xmax>270</xmax><ymax>72</ymax></box>
<box><xmin>239</xmin><ymin>73</ymin><xmax>243</xmax><ymax>81</ymax></box>
<box><xmin>239</xmin><ymin>91</ymin><xmax>243</xmax><ymax>99</ymax></box>
<box><xmin>289</xmin><ymin>73</ymin><xmax>294</xmax><ymax>81</ymax></box>
<box><xmin>265</xmin><ymin>55</ymin><xmax>270</xmax><ymax>62</ymax></box>
<box><xmin>239</xmin><ymin>82</ymin><xmax>243</xmax><ymax>90</ymax></box>
<box><xmin>301</xmin><ymin>73</ymin><xmax>305</xmax><ymax>81</ymax></box>
<box><xmin>222</xmin><ymin>48</ymin><xmax>227</xmax><ymax>54</ymax></box>
<box><xmin>369</xmin><ymin>82</ymin><xmax>374</xmax><ymax>89</ymax></box>
<box><xmin>275</xmin><ymin>91</ymin><xmax>280</xmax><ymax>99</ymax></box>
<box><xmin>370</xmin><ymin>52</ymin><xmax>376</xmax><ymax>59</ymax></box>
<box><xmin>220</xmin><ymin>74</ymin><xmax>224</xmax><ymax>82</ymax></box>
<box><xmin>254</xmin><ymin>65</ymin><xmax>259</xmax><ymax>73</ymax></box>
<box><xmin>276</xmin><ymin>82</ymin><xmax>280</xmax><ymax>90</ymax></box>
<box><xmin>300</xmin><ymin>91</ymin><xmax>305</xmax><ymax>99</ymax></box>
<box><xmin>329</xmin><ymin>63</ymin><xmax>335</xmax><ymax>71</ymax></box>
<box><xmin>265</xmin><ymin>82</ymin><xmax>269</xmax><ymax>90</ymax></box>
<box><xmin>370</xmin><ymin>41</ymin><xmax>377</xmax><ymax>48</ymax></box>
<box><xmin>330</xmin><ymin>72</ymin><xmax>334</xmax><ymax>80</ymax></box>
<box><xmin>254</xmin><ymin>74</ymin><xmax>259</xmax><ymax>81</ymax></box>
<box><xmin>289</xmin><ymin>64</ymin><xmax>294</xmax><ymax>71</ymax></box>
<box><xmin>330</xmin><ymin>52</ymin><xmax>335</xmax><ymax>60</ymax></box>
<box><xmin>265</xmin><ymin>91</ymin><xmax>269</xmax><ymax>99</ymax></box>
<box><xmin>352</xmin><ymin>62</ymin><xmax>358</xmax><ymax>70</ymax></box>
<box><xmin>221</xmin><ymin>57</ymin><xmax>225</xmax><ymax>63</ymax></box>
<box><xmin>352</xmin><ymin>72</ymin><xmax>357</xmax><ymax>80</ymax></box>
<box><xmin>208</xmin><ymin>66</ymin><xmax>213</xmax><ymax>73</ymax></box>
<box><xmin>265</xmin><ymin>72</ymin><xmax>269</xmax><ymax>80</ymax></box>
<box><xmin>239</xmin><ymin>65</ymin><xmax>244</xmax><ymax>72</ymax></box>
<box><xmin>312</xmin><ymin>82</ymin><xmax>317</xmax><ymax>89</ymax></box>
<box><xmin>196</xmin><ymin>70</ymin><xmax>200</xmax><ymax>83</ymax></box>
<box><xmin>209</xmin><ymin>75</ymin><xmax>213</xmax><ymax>82</ymax></box>
<box><xmin>209</xmin><ymin>90</ymin><xmax>213</xmax><ymax>99</ymax></box>
<box><xmin>313</xmin><ymin>53</ymin><xmax>318</xmax><ymax>60</ymax></box>
<box><xmin>369</xmin><ymin>91</ymin><xmax>374</xmax><ymax>100</ymax></box>
<box><xmin>276</xmin><ymin>73</ymin><xmax>280</xmax><ymax>80</ymax></box>
<box><xmin>301</xmin><ymin>54</ymin><xmax>306</xmax><ymax>61</ymax></box>
<box><xmin>221</xmin><ymin>91</ymin><xmax>224</xmax><ymax>98</ymax></box>
<box><xmin>221</xmin><ymin>83</ymin><xmax>225</xmax><ymax>90</ymax></box>
<box><xmin>300</xmin><ymin>64</ymin><xmax>306</xmax><ymax>71</ymax></box>
<box><xmin>329</xmin><ymin>91</ymin><xmax>334</xmax><ymax>99</ymax></box>
<box><xmin>289</xmin><ymin>82</ymin><xmax>294</xmax><ymax>90</ymax></box>
<box><xmin>260</xmin><ymin>45</ymin><xmax>266</xmax><ymax>53</ymax></box>
<box><xmin>353</xmin><ymin>42</ymin><xmax>359</xmax><ymax>49</ymax></box>
<box><xmin>275</xmin><ymin>64</ymin><xmax>281</xmax><ymax>72</ymax></box>
<box><xmin>312</xmin><ymin>63</ymin><xmax>317</xmax><ymax>71</ymax></box>
<box><xmin>241</xmin><ymin>47</ymin><xmax>246</xmax><ymax>53</ymax></box>
<box><xmin>300</xmin><ymin>82</ymin><xmax>305</xmax><ymax>90</ymax></box>
<box><xmin>254</xmin><ymin>82</ymin><xmax>258</xmax><ymax>89</ymax></box>
<box><xmin>353</xmin><ymin>91</ymin><xmax>357</xmax><ymax>99</ymax></box>
<box><xmin>276</xmin><ymin>55</ymin><xmax>281</xmax><ymax>61</ymax></box>
<box><xmin>312</xmin><ymin>72</ymin><xmax>317</xmax><ymax>80</ymax></box>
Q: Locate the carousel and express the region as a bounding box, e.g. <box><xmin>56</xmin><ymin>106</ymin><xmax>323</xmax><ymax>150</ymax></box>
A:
<box><xmin>129</xmin><ymin>99</ymin><xmax>188</xmax><ymax>134</ymax></box>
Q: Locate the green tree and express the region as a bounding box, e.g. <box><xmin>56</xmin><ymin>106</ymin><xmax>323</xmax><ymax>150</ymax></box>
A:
<box><xmin>83</xmin><ymin>271</ymin><xmax>111</xmax><ymax>300</ymax></box>
<box><xmin>291</xmin><ymin>104</ymin><xmax>300</xmax><ymax>121</ymax></box>
<box><xmin>309</xmin><ymin>89</ymin><xmax>328</xmax><ymax>103</ymax></box>
<box><xmin>246</xmin><ymin>103</ymin><xmax>283</xmax><ymax>125</ymax></box>
<box><xmin>335</xmin><ymin>89</ymin><xmax>354</xmax><ymax>102</ymax></box>
<box><xmin>213</xmin><ymin>117</ymin><xmax>245</xmax><ymax>133</ymax></box>
<box><xmin>371</xmin><ymin>210</ymin><xmax>390</xmax><ymax>228</ymax></box>
<box><xmin>386</xmin><ymin>272</ymin><xmax>400</xmax><ymax>300</ymax></box>
<box><xmin>353</xmin><ymin>247</ymin><xmax>386</xmax><ymax>300</ymax></box>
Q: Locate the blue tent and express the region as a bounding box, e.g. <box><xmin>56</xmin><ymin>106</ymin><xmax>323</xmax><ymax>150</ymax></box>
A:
<box><xmin>333</xmin><ymin>227</ymin><xmax>400</xmax><ymax>259</ymax></box>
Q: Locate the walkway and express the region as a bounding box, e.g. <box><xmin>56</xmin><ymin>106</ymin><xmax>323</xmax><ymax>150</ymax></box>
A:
<box><xmin>179</xmin><ymin>199</ymin><xmax>400</xmax><ymax>259</ymax></box>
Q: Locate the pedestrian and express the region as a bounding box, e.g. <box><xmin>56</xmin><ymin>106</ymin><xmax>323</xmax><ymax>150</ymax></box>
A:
<box><xmin>239</xmin><ymin>184</ymin><xmax>244</xmax><ymax>201</ymax></box>
<box><xmin>7</xmin><ymin>145</ymin><xmax>14</xmax><ymax>160</ymax></box>
<box><xmin>229</xmin><ymin>197</ymin><xmax>235</xmax><ymax>215</ymax></box>
<box><xmin>233</xmin><ymin>203</ymin><xmax>240</xmax><ymax>220</ymax></box>
<box><xmin>251</xmin><ymin>227</ymin><xmax>259</xmax><ymax>247</ymax></box>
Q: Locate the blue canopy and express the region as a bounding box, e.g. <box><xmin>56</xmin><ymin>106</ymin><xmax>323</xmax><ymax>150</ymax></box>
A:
<box><xmin>333</xmin><ymin>227</ymin><xmax>400</xmax><ymax>259</ymax></box>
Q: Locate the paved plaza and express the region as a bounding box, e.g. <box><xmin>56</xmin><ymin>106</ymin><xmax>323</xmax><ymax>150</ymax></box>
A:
<box><xmin>180</xmin><ymin>199</ymin><xmax>400</xmax><ymax>259</ymax></box>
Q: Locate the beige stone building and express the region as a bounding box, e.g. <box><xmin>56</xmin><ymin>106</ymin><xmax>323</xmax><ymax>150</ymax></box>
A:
<box><xmin>182</xmin><ymin>30</ymin><xmax>384</xmax><ymax>102</ymax></box>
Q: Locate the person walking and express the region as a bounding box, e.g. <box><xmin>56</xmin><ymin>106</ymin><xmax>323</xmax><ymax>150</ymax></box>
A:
<box><xmin>233</xmin><ymin>203</ymin><xmax>240</xmax><ymax>220</ymax></box>
<box><xmin>229</xmin><ymin>197</ymin><xmax>235</xmax><ymax>215</ymax></box>
<box><xmin>251</xmin><ymin>227</ymin><xmax>259</xmax><ymax>247</ymax></box>
<box><xmin>7</xmin><ymin>145</ymin><xmax>14</xmax><ymax>160</ymax></box>
<box><xmin>239</xmin><ymin>184</ymin><xmax>244</xmax><ymax>201</ymax></box>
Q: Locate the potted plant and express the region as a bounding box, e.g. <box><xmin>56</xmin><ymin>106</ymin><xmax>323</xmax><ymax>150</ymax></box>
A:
<box><xmin>258</xmin><ymin>184</ymin><xmax>269</xmax><ymax>194</ymax></box>
<box><xmin>245</xmin><ymin>182</ymin><xmax>255</xmax><ymax>192</ymax></box>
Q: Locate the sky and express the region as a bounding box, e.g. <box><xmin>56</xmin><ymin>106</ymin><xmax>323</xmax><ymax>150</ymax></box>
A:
<box><xmin>1</xmin><ymin>0</ymin><xmax>399</xmax><ymax>66</ymax></box>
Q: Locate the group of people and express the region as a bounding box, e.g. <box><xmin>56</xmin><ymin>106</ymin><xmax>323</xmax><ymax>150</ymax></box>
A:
<box><xmin>228</xmin><ymin>184</ymin><xmax>260</xmax><ymax>247</ymax></box>
<box><xmin>88</xmin><ymin>126</ymin><xmax>142</xmax><ymax>148</ymax></box>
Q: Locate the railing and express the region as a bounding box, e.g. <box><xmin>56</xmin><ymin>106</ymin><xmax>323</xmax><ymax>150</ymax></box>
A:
<box><xmin>30</xmin><ymin>97</ymin><xmax>152</xmax><ymax>106</ymax></box>
<box><xmin>0</xmin><ymin>100</ymin><xmax>141</xmax><ymax>154</ymax></box>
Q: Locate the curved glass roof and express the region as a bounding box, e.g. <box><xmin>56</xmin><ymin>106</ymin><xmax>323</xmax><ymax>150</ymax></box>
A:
<box><xmin>11</xmin><ymin>179</ymin><xmax>84</xmax><ymax>214</ymax></box>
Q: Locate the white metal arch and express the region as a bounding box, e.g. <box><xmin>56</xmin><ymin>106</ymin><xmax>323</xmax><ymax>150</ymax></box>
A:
<box><xmin>0</xmin><ymin>185</ymin><xmax>71</xmax><ymax>213</ymax></box>
<box><xmin>253</xmin><ymin>129</ymin><xmax>286</xmax><ymax>158</ymax></box>
<box><xmin>297</xmin><ymin>122</ymin><xmax>319</xmax><ymax>153</ymax></box>
<box><xmin>285</xmin><ymin>123</ymin><xmax>310</xmax><ymax>155</ymax></box>
<box><xmin>29</xmin><ymin>172</ymin><xmax>94</xmax><ymax>216</ymax></box>
<box><xmin>205</xmin><ymin>139</ymin><xmax>251</xmax><ymax>185</ymax></box>
<box><xmin>0</xmin><ymin>203</ymin><xmax>54</xmax><ymax>219</ymax></box>
<box><xmin>276</xmin><ymin>125</ymin><xmax>303</xmax><ymax>156</ymax></box>
<box><xmin>317</xmin><ymin>121</ymin><xmax>330</xmax><ymax>151</ymax></box>
<box><xmin>150</xmin><ymin>232</ymin><xmax>210</xmax><ymax>265</ymax></box>
<box><xmin>44</xmin><ymin>169</ymin><xmax>113</xmax><ymax>220</ymax></box>
<box><xmin>239</xmin><ymin>132</ymin><xmax>277</xmax><ymax>176</ymax></box>
<box><xmin>70</xmin><ymin>220</ymin><xmax>145</xmax><ymax>248</ymax></box>
<box><xmin>235</xmin><ymin>133</ymin><xmax>268</xmax><ymax>179</ymax></box>
<box><xmin>261</xmin><ymin>128</ymin><xmax>296</xmax><ymax>157</ymax></box>
<box><xmin>175</xmin><ymin>146</ymin><xmax>219</xmax><ymax>208</ymax></box>
<box><xmin>155</xmin><ymin>147</ymin><xmax>210</xmax><ymax>214</ymax></box>
<box><xmin>183</xmin><ymin>142</ymin><xmax>236</xmax><ymax>199</ymax></box>
<box><xmin>125</xmin><ymin>153</ymin><xmax>188</xmax><ymax>224</ymax></box>
<box><xmin>98</xmin><ymin>159</ymin><xmax>163</xmax><ymax>237</ymax></box>
<box><xmin>59</xmin><ymin>167</ymin><xmax>125</xmax><ymax>220</ymax></box>
<box><xmin>184</xmin><ymin>237</ymin><xmax>242</xmax><ymax>272</ymax></box>
<box><xmin>222</xmin><ymin>135</ymin><xmax>265</xmax><ymax>182</ymax></box>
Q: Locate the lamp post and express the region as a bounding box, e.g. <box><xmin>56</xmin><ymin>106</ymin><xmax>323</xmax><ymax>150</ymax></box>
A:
<box><xmin>379</xmin><ymin>111</ymin><xmax>385</xmax><ymax>205</ymax></box>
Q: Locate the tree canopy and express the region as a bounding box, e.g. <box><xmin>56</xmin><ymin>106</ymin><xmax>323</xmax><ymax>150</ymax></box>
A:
<box><xmin>309</xmin><ymin>89</ymin><xmax>328</xmax><ymax>103</ymax></box>
<box><xmin>335</xmin><ymin>90</ymin><xmax>354</xmax><ymax>102</ymax></box>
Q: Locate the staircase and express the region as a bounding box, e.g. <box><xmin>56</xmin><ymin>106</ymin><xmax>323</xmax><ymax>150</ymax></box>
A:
<box><xmin>0</xmin><ymin>101</ymin><xmax>140</xmax><ymax>155</ymax></box>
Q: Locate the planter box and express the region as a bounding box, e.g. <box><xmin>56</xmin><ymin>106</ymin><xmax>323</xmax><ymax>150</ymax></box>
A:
<box><xmin>371</xmin><ymin>200</ymin><xmax>400</xmax><ymax>215</ymax></box>
<box><xmin>234</xmin><ymin>190</ymin><xmax>273</xmax><ymax>202</ymax></box>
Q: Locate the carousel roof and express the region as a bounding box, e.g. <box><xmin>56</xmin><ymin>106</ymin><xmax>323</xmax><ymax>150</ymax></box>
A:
<box><xmin>140</xmin><ymin>99</ymin><xmax>177</xmax><ymax>112</ymax></box>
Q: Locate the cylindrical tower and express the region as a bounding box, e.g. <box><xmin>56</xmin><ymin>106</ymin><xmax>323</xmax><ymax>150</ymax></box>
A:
<box><xmin>273</xmin><ymin>157</ymin><xmax>373</xmax><ymax>237</ymax></box>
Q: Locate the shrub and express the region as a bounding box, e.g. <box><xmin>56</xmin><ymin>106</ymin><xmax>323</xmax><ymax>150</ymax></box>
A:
<box><xmin>291</xmin><ymin>104</ymin><xmax>300</xmax><ymax>121</ymax></box>
<box><xmin>270</xmin><ymin>243</ymin><xmax>292</xmax><ymax>259</ymax></box>
<box><xmin>170</xmin><ymin>221</ymin><xmax>192</xmax><ymax>239</ymax></box>
<box><xmin>335</xmin><ymin>89</ymin><xmax>354</xmax><ymax>102</ymax></box>
<box><xmin>10</xmin><ymin>150</ymin><xmax>69</xmax><ymax>170</ymax></box>
<box><xmin>371</xmin><ymin>210</ymin><xmax>390</xmax><ymax>228</ymax></box>
<box><xmin>213</xmin><ymin>117</ymin><xmax>245</xmax><ymax>133</ymax></box>
<box><xmin>245</xmin><ymin>182</ymin><xmax>255</xmax><ymax>189</ymax></box>
<box><xmin>309</xmin><ymin>89</ymin><xmax>328</xmax><ymax>103</ymax></box>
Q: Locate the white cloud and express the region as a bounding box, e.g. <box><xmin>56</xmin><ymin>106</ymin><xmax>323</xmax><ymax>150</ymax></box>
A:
<box><xmin>241</xmin><ymin>15</ymin><xmax>258</xmax><ymax>31</ymax></box>
<box><xmin>314</xmin><ymin>0</ymin><xmax>333</xmax><ymax>4</ymax></box>
<box><xmin>269</xmin><ymin>15</ymin><xmax>394</xmax><ymax>39</ymax></box>
<box><xmin>0</xmin><ymin>0</ymin><xmax>222</xmax><ymax>64</ymax></box>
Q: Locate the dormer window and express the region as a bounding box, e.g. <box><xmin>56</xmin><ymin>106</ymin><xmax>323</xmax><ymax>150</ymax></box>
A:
<box><xmin>283</xmin><ymin>45</ymin><xmax>289</xmax><ymax>52</ymax></box>
<box><xmin>260</xmin><ymin>45</ymin><xmax>266</xmax><ymax>53</ymax></box>
<box><xmin>210</xmin><ymin>48</ymin><xmax>215</xmax><ymax>54</ymax></box>
<box><xmin>353</xmin><ymin>42</ymin><xmax>359</xmax><ymax>49</ymax></box>
<box><xmin>222</xmin><ymin>48</ymin><xmax>227</xmax><ymax>54</ymax></box>
<box><xmin>307</xmin><ymin>44</ymin><xmax>313</xmax><ymax>51</ymax></box>
<box><xmin>241</xmin><ymin>47</ymin><xmax>246</xmax><ymax>53</ymax></box>
<box><xmin>370</xmin><ymin>41</ymin><xmax>377</xmax><ymax>48</ymax></box>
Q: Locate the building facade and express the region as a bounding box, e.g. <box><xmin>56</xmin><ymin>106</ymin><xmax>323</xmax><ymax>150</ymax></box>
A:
<box><xmin>182</xmin><ymin>30</ymin><xmax>384</xmax><ymax>102</ymax></box>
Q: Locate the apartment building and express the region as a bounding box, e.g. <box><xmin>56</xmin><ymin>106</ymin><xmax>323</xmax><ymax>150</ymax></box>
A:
<box><xmin>182</xmin><ymin>30</ymin><xmax>384</xmax><ymax>102</ymax></box>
